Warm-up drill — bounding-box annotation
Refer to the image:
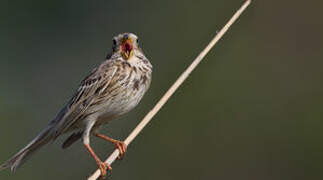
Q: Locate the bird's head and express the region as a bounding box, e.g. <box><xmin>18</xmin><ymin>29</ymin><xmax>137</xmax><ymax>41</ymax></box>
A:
<box><xmin>112</xmin><ymin>33</ymin><xmax>139</xmax><ymax>60</ymax></box>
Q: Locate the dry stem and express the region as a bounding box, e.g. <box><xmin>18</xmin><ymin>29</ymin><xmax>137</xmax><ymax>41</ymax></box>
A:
<box><xmin>88</xmin><ymin>0</ymin><xmax>251</xmax><ymax>179</ymax></box>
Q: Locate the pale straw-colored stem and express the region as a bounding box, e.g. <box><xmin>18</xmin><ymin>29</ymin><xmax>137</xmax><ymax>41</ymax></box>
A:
<box><xmin>88</xmin><ymin>0</ymin><xmax>251</xmax><ymax>179</ymax></box>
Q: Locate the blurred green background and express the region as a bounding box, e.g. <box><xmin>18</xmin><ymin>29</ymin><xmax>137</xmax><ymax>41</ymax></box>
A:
<box><xmin>1</xmin><ymin>0</ymin><xmax>323</xmax><ymax>179</ymax></box>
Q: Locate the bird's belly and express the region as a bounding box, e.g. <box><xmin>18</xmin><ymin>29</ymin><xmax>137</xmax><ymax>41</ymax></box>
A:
<box><xmin>95</xmin><ymin>87</ymin><xmax>147</xmax><ymax>125</ymax></box>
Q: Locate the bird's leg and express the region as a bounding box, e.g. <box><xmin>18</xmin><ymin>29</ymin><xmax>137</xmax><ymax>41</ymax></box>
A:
<box><xmin>84</xmin><ymin>144</ymin><xmax>112</xmax><ymax>178</ymax></box>
<box><xmin>83</xmin><ymin>120</ymin><xmax>111</xmax><ymax>179</ymax></box>
<box><xmin>94</xmin><ymin>133</ymin><xmax>127</xmax><ymax>160</ymax></box>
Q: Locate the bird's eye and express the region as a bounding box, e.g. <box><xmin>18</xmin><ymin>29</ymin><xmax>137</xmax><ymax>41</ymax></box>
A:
<box><xmin>136</xmin><ymin>38</ymin><xmax>139</xmax><ymax>44</ymax></box>
<box><xmin>113</xmin><ymin>39</ymin><xmax>117</xmax><ymax>45</ymax></box>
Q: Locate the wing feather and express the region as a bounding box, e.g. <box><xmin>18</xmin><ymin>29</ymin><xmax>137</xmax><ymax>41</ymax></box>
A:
<box><xmin>50</xmin><ymin>61</ymin><xmax>119</xmax><ymax>137</ymax></box>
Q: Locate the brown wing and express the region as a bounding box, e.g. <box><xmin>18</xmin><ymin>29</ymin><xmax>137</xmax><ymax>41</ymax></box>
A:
<box><xmin>50</xmin><ymin>61</ymin><xmax>118</xmax><ymax>138</ymax></box>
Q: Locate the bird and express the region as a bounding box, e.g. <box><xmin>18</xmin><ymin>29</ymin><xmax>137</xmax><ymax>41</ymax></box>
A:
<box><xmin>0</xmin><ymin>32</ymin><xmax>152</xmax><ymax>178</ymax></box>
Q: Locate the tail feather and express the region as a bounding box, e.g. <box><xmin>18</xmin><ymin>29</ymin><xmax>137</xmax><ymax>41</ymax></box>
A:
<box><xmin>0</xmin><ymin>126</ymin><xmax>54</xmax><ymax>172</ymax></box>
<box><xmin>62</xmin><ymin>131</ymin><xmax>83</xmax><ymax>149</ymax></box>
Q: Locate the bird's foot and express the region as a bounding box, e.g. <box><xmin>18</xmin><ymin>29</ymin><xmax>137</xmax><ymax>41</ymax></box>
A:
<box><xmin>94</xmin><ymin>133</ymin><xmax>127</xmax><ymax>160</ymax></box>
<box><xmin>114</xmin><ymin>140</ymin><xmax>127</xmax><ymax>160</ymax></box>
<box><xmin>98</xmin><ymin>161</ymin><xmax>112</xmax><ymax>179</ymax></box>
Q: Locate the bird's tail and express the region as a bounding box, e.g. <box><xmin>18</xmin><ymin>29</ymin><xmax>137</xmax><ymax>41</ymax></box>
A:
<box><xmin>0</xmin><ymin>125</ymin><xmax>54</xmax><ymax>172</ymax></box>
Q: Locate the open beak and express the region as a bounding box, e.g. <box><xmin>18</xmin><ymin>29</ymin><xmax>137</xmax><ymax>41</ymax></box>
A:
<box><xmin>121</xmin><ymin>38</ymin><xmax>134</xmax><ymax>60</ymax></box>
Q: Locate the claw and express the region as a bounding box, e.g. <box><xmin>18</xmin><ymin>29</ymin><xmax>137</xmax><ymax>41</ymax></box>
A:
<box><xmin>98</xmin><ymin>161</ymin><xmax>112</xmax><ymax>179</ymax></box>
<box><xmin>114</xmin><ymin>141</ymin><xmax>127</xmax><ymax>159</ymax></box>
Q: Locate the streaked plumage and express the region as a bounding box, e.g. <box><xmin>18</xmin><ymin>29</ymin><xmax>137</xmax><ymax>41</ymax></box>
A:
<box><xmin>0</xmin><ymin>33</ymin><xmax>152</xmax><ymax>178</ymax></box>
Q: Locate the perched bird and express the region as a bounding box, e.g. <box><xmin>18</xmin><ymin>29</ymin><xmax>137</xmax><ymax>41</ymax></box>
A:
<box><xmin>0</xmin><ymin>33</ymin><xmax>152</xmax><ymax>178</ymax></box>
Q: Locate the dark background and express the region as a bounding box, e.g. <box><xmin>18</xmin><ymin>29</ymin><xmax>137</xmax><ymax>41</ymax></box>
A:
<box><xmin>1</xmin><ymin>0</ymin><xmax>323</xmax><ymax>179</ymax></box>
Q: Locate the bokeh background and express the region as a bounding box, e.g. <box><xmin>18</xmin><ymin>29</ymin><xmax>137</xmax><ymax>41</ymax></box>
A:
<box><xmin>1</xmin><ymin>0</ymin><xmax>323</xmax><ymax>179</ymax></box>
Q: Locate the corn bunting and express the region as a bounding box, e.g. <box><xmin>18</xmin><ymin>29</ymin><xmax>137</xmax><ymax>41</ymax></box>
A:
<box><xmin>0</xmin><ymin>32</ymin><xmax>152</xmax><ymax>178</ymax></box>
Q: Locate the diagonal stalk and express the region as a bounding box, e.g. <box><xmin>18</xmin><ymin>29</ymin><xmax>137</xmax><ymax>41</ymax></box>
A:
<box><xmin>88</xmin><ymin>1</ymin><xmax>252</xmax><ymax>179</ymax></box>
